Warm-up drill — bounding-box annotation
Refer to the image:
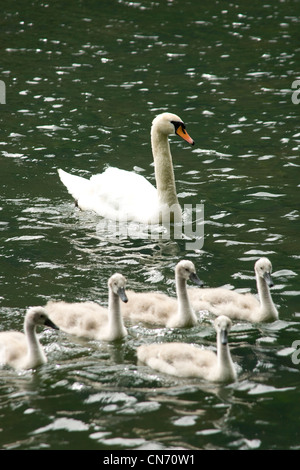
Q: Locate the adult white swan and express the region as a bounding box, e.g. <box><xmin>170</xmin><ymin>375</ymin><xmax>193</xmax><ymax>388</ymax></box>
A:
<box><xmin>121</xmin><ymin>260</ymin><xmax>203</xmax><ymax>328</ymax></box>
<box><xmin>187</xmin><ymin>257</ymin><xmax>279</xmax><ymax>323</ymax></box>
<box><xmin>137</xmin><ymin>315</ymin><xmax>237</xmax><ymax>383</ymax></box>
<box><xmin>0</xmin><ymin>306</ymin><xmax>59</xmax><ymax>370</ymax></box>
<box><xmin>57</xmin><ymin>112</ymin><xmax>194</xmax><ymax>224</ymax></box>
<box><xmin>45</xmin><ymin>273</ymin><xmax>128</xmax><ymax>341</ymax></box>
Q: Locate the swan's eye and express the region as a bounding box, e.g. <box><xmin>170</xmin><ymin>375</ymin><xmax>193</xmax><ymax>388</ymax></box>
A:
<box><xmin>171</xmin><ymin>120</ymin><xmax>186</xmax><ymax>134</ymax></box>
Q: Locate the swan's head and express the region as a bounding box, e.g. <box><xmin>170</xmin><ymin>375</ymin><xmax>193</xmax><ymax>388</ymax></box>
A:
<box><xmin>25</xmin><ymin>306</ymin><xmax>59</xmax><ymax>330</ymax></box>
<box><xmin>214</xmin><ymin>315</ymin><xmax>232</xmax><ymax>345</ymax></box>
<box><xmin>108</xmin><ymin>273</ymin><xmax>128</xmax><ymax>303</ymax></box>
<box><xmin>175</xmin><ymin>260</ymin><xmax>204</xmax><ymax>287</ymax></box>
<box><xmin>151</xmin><ymin>112</ymin><xmax>194</xmax><ymax>145</ymax></box>
<box><xmin>255</xmin><ymin>257</ymin><xmax>274</xmax><ymax>287</ymax></box>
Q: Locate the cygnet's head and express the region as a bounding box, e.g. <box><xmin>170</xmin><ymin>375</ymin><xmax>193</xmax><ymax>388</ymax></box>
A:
<box><xmin>25</xmin><ymin>306</ymin><xmax>59</xmax><ymax>330</ymax></box>
<box><xmin>108</xmin><ymin>273</ymin><xmax>128</xmax><ymax>303</ymax></box>
<box><xmin>254</xmin><ymin>257</ymin><xmax>274</xmax><ymax>287</ymax></box>
<box><xmin>151</xmin><ymin>112</ymin><xmax>194</xmax><ymax>145</ymax></box>
<box><xmin>175</xmin><ymin>260</ymin><xmax>203</xmax><ymax>287</ymax></box>
<box><xmin>214</xmin><ymin>315</ymin><xmax>232</xmax><ymax>346</ymax></box>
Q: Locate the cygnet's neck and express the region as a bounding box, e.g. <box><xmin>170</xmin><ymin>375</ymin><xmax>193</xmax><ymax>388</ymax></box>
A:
<box><xmin>216</xmin><ymin>333</ymin><xmax>236</xmax><ymax>382</ymax></box>
<box><xmin>151</xmin><ymin>126</ymin><xmax>180</xmax><ymax>211</ymax></box>
<box><xmin>176</xmin><ymin>276</ymin><xmax>198</xmax><ymax>327</ymax></box>
<box><xmin>256</xmin><ymin>275</ymin><xmax>278</xmax><ymax>321</ymax></box>
<box><xmin>107</xmin><ymin>290</ymin><xmax>127</xmax><ymax>339</ymax></box>
<box><xmin>25</xmin><ymin>321</ymin><xmax>46</xmax><ymax>367</ymax></box>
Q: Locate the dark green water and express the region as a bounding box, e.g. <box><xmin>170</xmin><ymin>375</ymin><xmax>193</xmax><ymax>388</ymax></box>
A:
<box><xmin>0</xmin><ymin>0</ymin><xmax>299</xmax><ymax>452</ymax></box>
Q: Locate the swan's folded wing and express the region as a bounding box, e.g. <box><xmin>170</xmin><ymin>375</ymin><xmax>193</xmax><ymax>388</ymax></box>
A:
<box><xmin>121</xmin><ymin>291</ymin><xmax>177</xmax><ymax>326</ymax></box>
<box><xmin>0</xmin><ymin>332</ymin><xmax>27</xmax><ymax>365</ymax></box>
<box><xmin>137</xmin><ymin>343</ymin><xmax>217</xmax><ymax>378</ymax></box>
<box><xmin>59</xmin><ymin>166</ymin><xmax>159</xmax><ymax>222</ymax></box>
<box><xmin>45</xmin><ymin>301</ymin><xmax>107</xmax><ymax>330</ymax></box>
<box><xmin>58</xmin><ymin>169</ymin><xmax>91</xmax><ymax>200</ymax></box>
<box><xmin>89</xmin><ymin>167</ymin><xmax>159</xmax><ymax>219</ymax></box>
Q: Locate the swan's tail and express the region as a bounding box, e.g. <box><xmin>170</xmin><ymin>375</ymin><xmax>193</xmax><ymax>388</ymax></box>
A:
<box><xmin>58</xmin><ymin>169</ymin><xmax>90</xmax><ymax>201</ymax></box>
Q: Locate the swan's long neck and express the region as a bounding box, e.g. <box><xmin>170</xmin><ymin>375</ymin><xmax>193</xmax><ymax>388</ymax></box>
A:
<box><xmin>176</xmin><ymin>276</ymin><xmax>197</xmax><ymax>327</ymax></box>
<box><xmin>107</xmin><ymin>290</ymin><xmax>127</xmax><ymax>339</ymax></box>
<box><xmin>216</xmin><ymin>333</ymin><xmax>235</xmax><ymax>382</ymax></box>
<box><xmin>151</xmin><ymin>126</ymin><xmax>179</xmax><ymax>210</ymax></box>
<box><xmin>25</xmin><ymin>322</ymin><xmax>46</xmax><ymax>367</ymax></box>
<box><xmin>256</xmin><ymin>275</ymin><xmax>278</xmax><ymax>321</ymax></box>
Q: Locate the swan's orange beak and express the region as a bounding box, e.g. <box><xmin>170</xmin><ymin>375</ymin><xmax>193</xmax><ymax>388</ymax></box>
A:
<box><xmin>176</xmin><ymin>124</ymin><xmax>195</xmax><ymax>145</ymax></box>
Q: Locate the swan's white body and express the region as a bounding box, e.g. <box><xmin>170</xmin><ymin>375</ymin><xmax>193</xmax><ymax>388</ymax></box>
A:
<box><xmin>137</xmin><ymin>315</ymin><xmax>237</xmax><ymax>383</ymax></box>
<box><xmin>0</xmin><ymin>307</ymin><xmax>59</xmax><ymax>370</ymax></box>
<box><xmin>121</xmin><ymin>260</ymin><xmax>203</xmax><ymax>328</ymax></box>
<box><xmin>188</xmin><ymin>258</ymin><xmax>279</xmax><ymax>323</ymax></box>
<box><xmin>58</xmin><ymin>112</ymin><xmax>194</xmax><ymax>224</ymax></box>
<box><xmin>45</xmin><ymin>273</ymin><xmax>128</xmax><ymax>341</ymax></box>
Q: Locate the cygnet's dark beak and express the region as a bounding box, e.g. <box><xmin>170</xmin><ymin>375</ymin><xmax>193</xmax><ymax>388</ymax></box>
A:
<box><xmin>118</xmin><ymin>287</ymin><xmax>128</xmax><ymax>303</ymax></box>
<box><xmin>221</xmin><ymin>329</ymin><xmax>228</xmax><ymax>346</ymax></box>
<box><xmin>45</xmin><ymin>318</ymin><xmax>59</xmax><ymax>330</ymax></box>
<box><xmin>189</xmin><ymin>272</ymin><xmax>204</xmax><ymax>287</ymax></box>
<box><xmin>263</xmin><ymin>271</ymin><xmax>274</xmax><ymax>287</ymax></box>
